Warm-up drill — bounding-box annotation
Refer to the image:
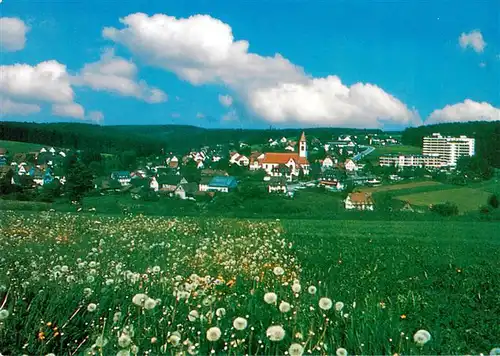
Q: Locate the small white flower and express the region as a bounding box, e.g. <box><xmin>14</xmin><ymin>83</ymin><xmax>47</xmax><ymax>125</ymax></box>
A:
<box><xmin>233</xmin><ymin>317</ymin><xmax>248</xmax><ymax>330</ymax></box>
<box><xmin>264</xmin><ymin>292</ymin><xmax>278</xmax><ymax>304</ymax></box>
<box><xmin>273</xmin><ymin>266</ymin><xmax>284</xmax><ymax>276</ymax></box>
<box><xmin>87</xmin><ymin>303</ymin><xmax>97</xmax><ymax>312</ymax></box>
<box><xmin>266</xmin><ymin>325</ymin><xmax>285</xmax><ymax>341</ymax></box>
<box><xmin>0</xmin><ymin>309</ymin><xmax>9</xmax><ymax>320</ymax></box>
<box><xmin>215</xmin><ymin>308</ymin><xmax>226</xmax><ymax>318</ymax></box>
<box><xmin>292</xmin><ymin>283</ymin><xmax>301</xmax><ymax>293</ymax></box>
<box><xmin>336</xmin><ymin>347</ymin><xmax>348</xmax><ymax>356</ymax></box>
<box><xmin>335</xmin><ymin>301</ymin><xmax>345</xmax><ymax>311</ymax></box>
<box><xmin>319</xmin><ymin>297</ymin><xmax>332</xmax><ymax>310</ymax></box>
<box><xmin>279</xmin><ymin>301</ymin><xmax>291</xmax><ymax>313</ymax></box>
<box><xmin>113</xmin><ymin>311</ymin><xmax>122</xmax><ymax>323</ymax></box>
<box><xmin>105</xmin><ymin>279</ymin><xmax>114</xmax><ymax>286</ymax></box>
<box><xmin>206</xmin><ymin>326</ymin><xmax>222</xmax><ymax>341</ymax></box>
<box><xmin>308</xmin><ymin>286</ymin><xmax>317</xmax><ymax>295</ymax></box>
<box><xmin>116</xmin><ymin>350</ymin><xmax>130</xmax><ymax>356</ymax></box>
<box><xmin>118</xmin><ymin>334</ymin><xmax>132</xmax><ymax>348</ymax></box>
<box><xmin>289</xmin><ymin>343</ymin><xmax>305</xmax><ymax>356</ymax></box>
<box><xmin>152</xmin><ymin>266</ymin><xmax>161</xmax><ymax>273</ymax></box>
<box><xmin>413</xmin><ymin>329</ymin><xmax>431</xmax><ymax>346</ymax></box>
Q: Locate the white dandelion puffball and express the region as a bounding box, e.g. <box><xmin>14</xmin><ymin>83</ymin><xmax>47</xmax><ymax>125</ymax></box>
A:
<box><xmin>130</xmin><ymin>345</ymin><xmax>139</xmax><ymax>354</ymax></box>
<box><xmin>490</xmin><ymin>348</ymin><xmax>500</xmax><ymax>355</ymax></box>
<box><xmin>118</xmin><ymin>334</ymin><xmax>132</xmax><ymax>348</ymax></box>
<box><xmin>264</xmin><ymin>292</ymin><xmax>278</xmax><ymax>304</ymax></box>
<box><xmin>266</xmin><ymin>325</ymin><xmax>286</xmax><ymax>341</ymax></box>
<box><xmin>215</xmin><ymin>308</ymin><xmax>226</xmax><ymax>318</ymax></box>
<box><xmin>336</xmin><ymin>347</ymin><xmax>348</xmax><ymax>356</ymax></box>
<box><xmin>292</xmin><ymin>283</ymin><xmax>301</xmax><ymax>293</ymax></box>
<box><xmin>279</xmin><ymin>301</ymin><xmax>291</xmax><ymax>313</ymax></box>
<box><xmin>144</xmin><ymin>298</ymin><xmax>157</xmax><ymax>310</ymax></box>
<box><xmin>116</xmin><ymin>350</ymin><xmax>130</xmax><ymax>356</ymax></box>
<box><xmin>113</xmin><ymin>311</ymin><xmax>122</xmax><ymax>323</ymax></box>
<box><xmin>308</xmin><ymin>286</ymin><xmax>317</xmax><ymax>295</ymax></box>
<box><xmin>206</xmin><ymin>326</ymin><xmax>222</xmax><ymax>341</ymax></box>
<box><xmin>335</xmin><ymin>301</ymin><xmax>345</xmax><ymax>311</ymax></box>
<box><xmin>289</xmin><ymin>343</ymin><xmax>305</xmax><ymax>356</ymax></box>
<box><xmin>0</xmin><ymin>309</ymin><xmax>9</xmax><ymax>320</ymax></box>
<box><xmin>132</xmin><ymin>293</ymin><xmax>148</xmax><ymax>306</ymax></box>
<box><xmin>233</xmin><ymin>317</ymin><xmax>248</xmax><ymax>330</ymax></box>
<box><xmin>87</xmin><ymin>303</ymin><xmax>97</xmax><ymax>312</ymax></box>
<box><xmin>188</xmin><ymin>309</ymin><xmax>199</xmax><ymax>322</ymax></box>
<box><xmin>273</xmin><ymin>266</ymin><xmax>285</xmax><ymax>276</ymax></box>
<box><xmin>319</xmin><ymin>297</ymin><xmax>333</xmax><ymax>310</ymax></box>
<box><xmin>168</xmin><ymin>332</ymin><xmax>181</xmax><ymax>346</ymax></box>
<box><xmin>413</xmin><ymin>329</ymin><xmax>431</xmax><ymax>346</ymax></box>
<box><xmin>95</xmin><ymin>335</ymin><xmax>108</xmax><ymax>347</ymax></box>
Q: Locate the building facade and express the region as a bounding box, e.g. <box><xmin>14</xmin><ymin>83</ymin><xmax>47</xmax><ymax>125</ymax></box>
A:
<box><xmin>422</xmin><ymin>133</ymin><xmax>475</xmax><ymax>166</ymax></box>
<box><xmin>379</xmin><ymin>154</ymin><xmax>447</xmax><ymax>168</ymax></box>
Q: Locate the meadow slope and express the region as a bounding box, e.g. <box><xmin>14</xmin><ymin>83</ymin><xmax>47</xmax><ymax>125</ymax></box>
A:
<box><xmin>0</xmin><ymin>212</ymin><xmax>499</xmax><ymax>355</ymax></box>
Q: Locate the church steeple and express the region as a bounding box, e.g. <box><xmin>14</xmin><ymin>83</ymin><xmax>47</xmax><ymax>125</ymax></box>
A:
<box><xmin>299</xmin><ymin>131</ymin><xmax>307</xmax><ymax>158</ymax></box>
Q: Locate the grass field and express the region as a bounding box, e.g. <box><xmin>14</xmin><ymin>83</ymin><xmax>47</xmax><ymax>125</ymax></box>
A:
<box><xmin>359</xmin><ymin>180</ymin><xmax>443</xmax><ymax>194</ymax></box>
<box><xmin>0</xmin><ymin>211</ymin><xmax>499</xmax><ymax>355</ymax></box>
<box><xmin>397</xmin><ymin>187</ymin><xmax>493</xmax><ymax>212</ymax></box>
<box><xmin>0</xmin><ymin>140</ymin><xmax>48</xmax><ymax>154</ymax></box>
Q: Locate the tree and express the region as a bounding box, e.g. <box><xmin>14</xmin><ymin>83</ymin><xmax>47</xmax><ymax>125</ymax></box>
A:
<box><xmin>430</xmin><ymin>202</ymin><xmax>459</xmax><ymax>216</ymax></box>
<box><xmin>0</xmin><ymin>169</ymin><xmax>15</xmax><ymax>195</ymax></box>
<box><xmin>456</xmin><ymin>156</ymin><xmax>493</xmax><ymax>181</ymax></box>
<box><xmin>488</xmin><ymin>194</ymin><xmax>499</xmax><ymax>209</ymax></box>
<box><xmin>120</xmin><ymin>150</ymin><xmax>137</xmax><ymax>171</ymax></box>
<box><xmin>37</xmin><ymin>180</ymin><xmax>62</xmax><ymax>202</ymax></box>
<box><xmin>375</xmin><ymin>192</ymin><xmax>393</xmax><ymax>212</ymax></box>
<box><xmin>65</xmin><ymin>161</ymin><xmax>94</xmax><ymax>202</ymax></box>
<box><xmin>181</xmin><ymin>160</ymin><xmax>201</xmax><ymax>183</ymax></box>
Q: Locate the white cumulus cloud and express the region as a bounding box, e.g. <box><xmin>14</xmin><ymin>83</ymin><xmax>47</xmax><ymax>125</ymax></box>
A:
<box><xmin>0</xmin><ymin>97</ymin><xmax>41</xmax><ymax>116</ymax></box>
<box><xmin>0</xmin><ymin>60</ymin><xmax>75</xmax><ymax>103</ymax></box>
<box><xmin>218</xmin><ymin>94</ymin><xmax>233</xmax><ymax>107</ymax></box>
<box><xmin>0</xmin><ymin>17</ymin><xmax>29</xmax><ymax>52</ymax></box>
<box><xmin>459</xmin><ymin>30</ymin><xmax>486</xmax><ymax>53</ymax></box>
<box><xmin>103</xmin><ymin>12</ymin><xmax>416</xmax><ymax>128</ymax></box>
<box><xmin>73</xmin><ymin>48</ymin><xmax>167</xmax><ymax>103</ymax></box>
<box><xmin>427</xmin><ymin>99</ymin><xmax>500</xmax><ymax>124</ymax></box>
<box><xmin>52</xmin><ymin>103</ymin><xmax>85</xmax><ymax>119</ymax></box>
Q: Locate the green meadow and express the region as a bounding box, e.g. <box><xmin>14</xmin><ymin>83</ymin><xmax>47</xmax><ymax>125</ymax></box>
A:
<box><xmin>0</xmin><ymin>211</ymin><xmax>499</xmax><ymax>355</ymax></box>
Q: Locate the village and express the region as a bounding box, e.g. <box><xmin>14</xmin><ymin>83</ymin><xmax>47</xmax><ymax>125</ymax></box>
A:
<box><xmin>0</xmin><ymin>131</ymin><xmax>479</xmax><ymax>212</ymax></box>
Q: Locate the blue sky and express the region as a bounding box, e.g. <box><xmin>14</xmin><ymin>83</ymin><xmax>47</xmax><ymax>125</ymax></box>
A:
<box><xmin>0</xmin><ymin>0</ymin><xmax>499</xmax><ymax>129</ymax></box>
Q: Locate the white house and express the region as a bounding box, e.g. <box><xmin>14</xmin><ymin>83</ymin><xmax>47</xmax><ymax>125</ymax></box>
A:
<box><xmin>344</xmin><ymin>159</ymin><xmax>357</xmax><ymax>172</ymax></box>
<box><xmin>280</xmin><ymin>137</ymin><xmax>288</xmax><ymax>144</ymax></box>
<box><xmin>321</xmin><ymin>156</ymin><xmax>336</xmax><ymax>171</ymax></box>
<box><xmin>261</xmin><ymin>132</ymin><xmax>310</xmax><ymax>179</ymax></box>
<box><xmin>229</xmin><ymin>153</ymin><xmax>249</xmax><ymax>166</ymax></box>
<box><xmin>150</xmin><ymin>177</ymin><xmax>159</xmax><ymax>192</ymax></box>
<box><xmin>344</xmin><ymin>192</ymin><xmax>374</xmax><ymax>211</ymax></box>
<box><xmin>285</xmin><ymin>145</ymin><xmax>295</xmax><ymax>151</ymax></box>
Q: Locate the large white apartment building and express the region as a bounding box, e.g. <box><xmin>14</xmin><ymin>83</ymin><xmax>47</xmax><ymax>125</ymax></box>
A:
<box><xmin>422</xmin><ymin>133</ymin><xmax>475</xmax><ymax>166</ymax></box>
<box><xmin>379</xmin><ymin>154</ymin><xmax>447</xmax><ymax>168</ymax></box>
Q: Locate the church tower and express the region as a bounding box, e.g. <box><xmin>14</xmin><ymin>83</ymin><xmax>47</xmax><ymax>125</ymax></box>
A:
<box><xmin>299</xmin><ymin>131</ymin><xmax>307</xmax><ymax>158</ymax></box>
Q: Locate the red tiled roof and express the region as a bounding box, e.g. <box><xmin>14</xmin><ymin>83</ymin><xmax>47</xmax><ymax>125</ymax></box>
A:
<box><xmin>348</xmin><ymin>192</ymin><xmax>373</xmax><ymax>204</ymax></box>
<box><xmin>261</xmin><ymin>152</ymin><xmax>309</xmax><ymax>165</ymax></box>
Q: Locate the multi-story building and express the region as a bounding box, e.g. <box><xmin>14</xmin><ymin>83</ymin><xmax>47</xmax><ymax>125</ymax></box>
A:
<box><xmin>422</xmin><ymin>133</ymin><xmax>475</xmax><ymax>166</ymax></box>
<box><xmin>379</xmin><ymin>154</ymin><xmax>447</xmax><ymax>168</ymax></box>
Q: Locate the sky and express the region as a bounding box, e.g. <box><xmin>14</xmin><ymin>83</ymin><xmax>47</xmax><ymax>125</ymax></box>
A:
<box><xmin>0</xmin><ymin>0</ymin><xmax>499</xmax><ymax>129</ymax></box>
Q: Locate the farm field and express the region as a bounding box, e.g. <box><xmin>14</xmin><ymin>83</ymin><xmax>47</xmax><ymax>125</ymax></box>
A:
<box><xmin>0</xmin><ymin>140</ymin><xmax>48</xmax><ymax>154</ymax></box>
<box><xmin>396</xmin><ymin>187</ymin><xmax>492</xmax><ymax>213</ymax></box>
<box><xmin>359</xmin><ymin>180</ymin><xmax>443</xmax><ymax>194</ymax></box>
<box><xmin>0</xmin><ymin>212</ymin><xmax>499</xmax><ymax>355</ymax></box>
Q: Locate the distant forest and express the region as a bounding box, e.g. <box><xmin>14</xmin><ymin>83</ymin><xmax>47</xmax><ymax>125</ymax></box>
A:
<box><xmin>0</xmin><ymin>121</ymin><xmax>382</xmax><ymax>155</ymax></box>
<box><xmin>401</xmin><ymin>121</ymin><xmax>500</xmax><ymax>167</ymax></box>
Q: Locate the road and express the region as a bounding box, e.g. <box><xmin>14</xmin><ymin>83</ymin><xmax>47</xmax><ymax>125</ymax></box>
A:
<box><xmin>352</xmin><ymin>145</ymin><xmax>375</xmax><ymax>161</ymax></box>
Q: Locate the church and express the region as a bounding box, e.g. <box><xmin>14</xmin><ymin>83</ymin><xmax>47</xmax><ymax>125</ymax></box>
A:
<box><xmin>260</xmin><ymin>132</ymin><xmax>310</xmax><ymax>181</ymax></box>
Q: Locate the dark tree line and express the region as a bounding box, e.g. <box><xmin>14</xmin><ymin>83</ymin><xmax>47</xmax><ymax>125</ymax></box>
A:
<box><xmin>401</xmin><ymin>121</ymin><xmax>500</xmax><ymax>168</ymax></box>
<box><xmin>0</xmin><ymin>122</ymin><xmax>165</xmax><ymax>156</ymax></box>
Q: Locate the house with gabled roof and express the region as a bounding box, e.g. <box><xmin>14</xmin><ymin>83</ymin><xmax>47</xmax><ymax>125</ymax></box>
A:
<box><xmin>158</xmin><ymin>175</ymin><xmax>188</xmax><ymax>192</ymax></box>
<box><xmin>344</xmin><ymin>192</ymin><xmax>374</xmax><ymax>211</ymax></box>
<box><xmin>111</xmin><ymin>171</ymin><xmax>132</xmax><ymax>186</ymax></box>
<box><xmin>207</xmin><ymin>176</ymin><xmax>238</xmax><ymax>193</ymax></box>
<box><xmin>174</xmin><ymin>182</ymin><xmax>198</xmax><ymax>199</ymax></box>
<box><xmin>267</xmin><ymin>176</ymin><xmax>288</xmax><ymax>194</ymax></box>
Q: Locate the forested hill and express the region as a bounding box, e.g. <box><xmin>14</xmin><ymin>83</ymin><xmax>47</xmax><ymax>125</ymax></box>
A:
<box><xmin>401</xmin><ymin>121</ymin><xmax>500</xmax><ymax>167</ymax></box>
<box><xmin>0</xmin><ymin>121</ymin><xmax>383</xmax><ymax>155</ymax></box>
